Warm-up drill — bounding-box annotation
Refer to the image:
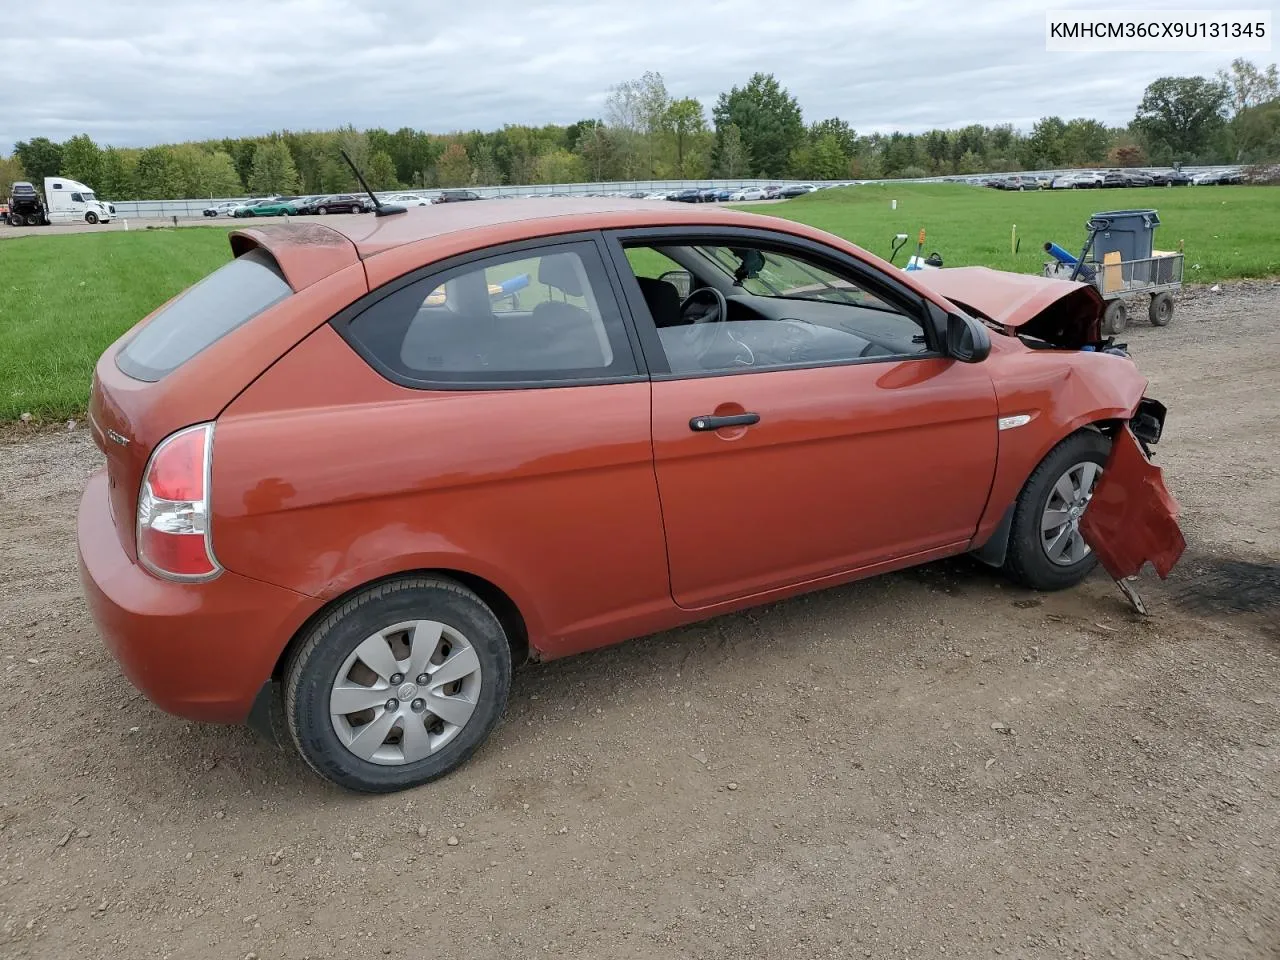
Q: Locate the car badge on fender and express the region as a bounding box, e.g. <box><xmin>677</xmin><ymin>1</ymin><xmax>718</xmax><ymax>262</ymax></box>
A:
<box><xmin>106</xmin><ymin>429</ymin><xmax>130</xmax><ymax>446</ymax></box>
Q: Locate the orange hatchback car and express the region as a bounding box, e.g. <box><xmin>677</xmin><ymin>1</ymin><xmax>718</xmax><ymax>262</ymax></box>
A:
<box><xmin>78</xmin><ymin>199</ymin><xmax>1184</xmax><ymax>791</ymax></box>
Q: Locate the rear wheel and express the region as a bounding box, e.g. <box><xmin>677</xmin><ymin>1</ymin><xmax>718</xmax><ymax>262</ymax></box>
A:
<box><xmin>1102</xmin><ymin>299</ymin><xmax>1127</xmax><ymax>336</ymax></box>
<box><xmin>25</xmin><ymin>214</ymin><xmax>41</xmax><ymax>226</ymax></box>
<box><xmin>1003</xmin><ymin>431</ymin><xmax>1110</xmax><ymax>591</ymax></box>
<box><xmin>285</xmin><ymin>576</ymin><xmax>512</xmax><ymax>793</ymax></box>
<box><xmin>1149</xmin><ymin>292</ymin><xmax>1174</xmax><ymax>326</ymax></box>
<box><xmin>7</xmin><ymin>213</ymin><xmax>20</xmax><ymax>226</ymax></box>
<box><xmin>317</xmin><ymin>206</ymin><xmax>328</xmax><ymax>215</ymax></box>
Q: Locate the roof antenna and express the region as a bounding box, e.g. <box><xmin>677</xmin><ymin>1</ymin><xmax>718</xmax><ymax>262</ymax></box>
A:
<box><xmin>340</xmin><ymin>149</ymin><xmax>405</xmax><ymax>218</ymax></box>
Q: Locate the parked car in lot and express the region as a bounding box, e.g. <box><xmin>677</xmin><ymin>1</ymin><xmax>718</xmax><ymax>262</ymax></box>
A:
<box><xmin>434</xmin><ymin>189</ymin><xmax>482</xmax><ymax>204</ymax></box>
<box><xmin>996</xmin><ymin>175</ymin><xmax>1039</xmax><ymax>191</ymax></box>
<box><xmin>670</xmin><ymin>188</ymin><xmax>702</xmax><ymax>203</ymax></box>
<box><xmin>1104</xmin><ymin>171</ymin><xmax>1156</xmax><ymax>188</ymax></box>
<box><xmin>307</xmin><ymin>194</ymin><xmax>373</xmax><ymax>215</ymax></box>
<box><xmin>775</xmin><ymin>184</ymin><xmax>816</xmax><ymax>198</ymax></box>
<box><xmin>233</xmin><ymin>197</ymin><xmax>301</xmax><ymax>217</ymax></box>
<box><xmin>204</xmin><ymin>200</ymin><xmax>245</xmax><ymax>217</ymax></box>
<box><xmin>1192</xmin><ymin>168</ymin><xmax>1243</xmax><ymax>185</ymax></box>
<box><xmin>729</xmin><ymin>187</ymin><xmax>768</xmax><ymax>201</ymax></box>
<box><xmin>1149</xmin><ymin>170</ymin><xmax>1192</xmax><ymax>186</ymax></box>
<box><xmin>385</xmin><ymin>193</ymin><xmax>433</xmax><ymax>206</ymax></box>
<box><xmin>78</xmin><ymin>198</ymin><xmax>1184</xmax><ymax>792</ymax></box>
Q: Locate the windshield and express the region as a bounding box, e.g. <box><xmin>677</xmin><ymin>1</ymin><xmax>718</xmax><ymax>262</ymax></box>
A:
<box><xmin>693</xmin><ymin>245</ymin><xmax>895</xmax><ymax>310</ymax></box>
<box><xmin>81</xmin><ymin>191</ymin><xmax>96</xmax><ymax>201</ymax></box>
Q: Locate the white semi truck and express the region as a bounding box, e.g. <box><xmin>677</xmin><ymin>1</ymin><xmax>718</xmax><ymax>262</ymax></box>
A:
<box><xmin>5</xmin><ymin>177</ymin><xmax>114</xmax><ymax>225</ymax></box>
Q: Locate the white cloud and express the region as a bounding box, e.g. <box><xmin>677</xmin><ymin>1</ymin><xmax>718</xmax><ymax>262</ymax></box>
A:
<box><xmin>0</xmin><ymin>0</ymin><xmax>1247</xmax><ymax>151</ymax></box>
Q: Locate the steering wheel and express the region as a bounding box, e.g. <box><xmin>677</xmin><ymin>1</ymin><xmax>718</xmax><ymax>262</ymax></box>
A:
<box><xmin>676</xmin><ymin>287</ymin><xmax>734</xmax><ymax>366</ymax></box>
<box><xmin>679</xmin><ymin>286</ymin><xmax>728</xmax><ymax>325</ymax></box>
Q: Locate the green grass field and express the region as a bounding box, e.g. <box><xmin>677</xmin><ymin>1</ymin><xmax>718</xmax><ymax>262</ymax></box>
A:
<box><xmin>2</xmin><ymin>183</ymin><xmax>1277</xmax><ymax>421</ymax></box>
<box><xmin>2</xmin><ymin>229</ymin><xmax>234</xmax><ymax>420</ymax></box>
<box><xmin>749</xmin><ymin>183</ymin><xmax>1280</xmax><ymax>280</ymax></box>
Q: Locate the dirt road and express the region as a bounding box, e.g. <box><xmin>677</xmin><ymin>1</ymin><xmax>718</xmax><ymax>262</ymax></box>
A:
<box><xmin>1</xmin><ymin>286</ymin><xmax>1277</xmax><ymax>960</ymax></box>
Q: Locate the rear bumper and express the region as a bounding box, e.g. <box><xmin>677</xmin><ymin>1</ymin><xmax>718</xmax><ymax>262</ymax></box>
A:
<box><xmin>77</xmin><ymin>469</ymin><xmax>320</xmax><ymax>723</ymax></box>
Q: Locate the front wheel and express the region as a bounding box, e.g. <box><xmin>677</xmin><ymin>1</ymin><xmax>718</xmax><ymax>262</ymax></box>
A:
<box><xmin>85</xmin><ymin>211</ymin><xmax>99</xmax><ymax>224</ymax></box>
<box><xmin>284</xmin><ymin>576</ymin><xmax>512</xmax><ymax>793</ymax></box>
<box><xmin>1002</xmin><ymin>431</ymin><xmax>1110</xmax><ymax>591</ymax></box>
<box><xmin>350</xmin><ymin>204</ymin><xmax>361</xmax><ymax>214</ymax></box>
<box><xmin>1149</xmin><ymin>292</ymin><xmax>1174</xmax><ymax>326</ymax></box>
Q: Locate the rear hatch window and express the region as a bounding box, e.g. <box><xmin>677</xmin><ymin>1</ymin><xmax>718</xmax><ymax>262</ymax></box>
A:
<box><xmin>116</xmin><ymin>248</ymin><xmax>292</xmax><ymax>381</ymax></box>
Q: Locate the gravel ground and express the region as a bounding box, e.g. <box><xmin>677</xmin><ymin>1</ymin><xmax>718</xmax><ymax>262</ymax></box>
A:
<box><xmin>1</xmin><ymin>284</ymin><xmax>1277</xmax><ymax>960</ymax></box>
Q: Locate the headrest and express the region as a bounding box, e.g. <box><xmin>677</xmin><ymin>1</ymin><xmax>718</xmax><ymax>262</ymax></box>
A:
<box><xmin>538</xmin><ymin>253</ymin><xmax>584</xmax><ymax>297</ymax></box>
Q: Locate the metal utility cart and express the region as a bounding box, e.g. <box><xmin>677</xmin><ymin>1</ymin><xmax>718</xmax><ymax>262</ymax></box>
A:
<box><xmin>1043</xmin><ymin>209</ymin><xmax>1183</xmax><ymax>335</ymax></box>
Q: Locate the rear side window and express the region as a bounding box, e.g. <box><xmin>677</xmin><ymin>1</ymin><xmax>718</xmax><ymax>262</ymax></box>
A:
<box><xmin>116</xmin><ymin>248</ymin><xmax>292</xmax><ymax>381</ymax></box>
<box><xmin>339</xmin><ymin>241</ymin><xmax>637</xmax><ymax>387</ymax></box>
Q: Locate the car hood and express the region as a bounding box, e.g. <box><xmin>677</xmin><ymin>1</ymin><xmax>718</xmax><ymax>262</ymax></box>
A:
<box><xmin>911</xmin><ymin>267</ymin><xmax>1103</xmax><ymax>349</ymax></box>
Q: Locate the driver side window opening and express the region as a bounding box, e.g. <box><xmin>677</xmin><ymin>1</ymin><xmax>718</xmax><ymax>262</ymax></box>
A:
<box><xmin>620</xmin><ymin>241</ymin><xmax>932</xmax><ymax>376</ymax></box>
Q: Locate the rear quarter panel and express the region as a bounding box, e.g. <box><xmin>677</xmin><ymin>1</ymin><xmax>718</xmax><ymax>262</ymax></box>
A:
<box><xmin>973</xmin><ymin>342</ymin><xmax>1148</xmax><ymax>543</ymax></box>
<box><xmin>90</xmin><ymin>260</ymin><xmax>368</xmax><ymax>561</ymax></box>
<box><xmin>210</xmin><ymin>325</ymin><xmax>672</xmax><ymax>660</ymax></box>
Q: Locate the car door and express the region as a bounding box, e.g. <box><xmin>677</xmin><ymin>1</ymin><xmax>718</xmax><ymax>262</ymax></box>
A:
<box><xmin>606</xmin><ymin>229</ymin><xmax>999</xmax><ymax>610</ymax></box>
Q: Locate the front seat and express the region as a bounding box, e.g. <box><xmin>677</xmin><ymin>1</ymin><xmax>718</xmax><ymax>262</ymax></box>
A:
<box><xmin>635</xmin><ymin>276</ymin><xmax>684</xmax><ymax>328</ymax></box>
<box><xmin>523</xmin><ymin>253</ymin><xmax>608</xmax><ymax>369</ymax></box>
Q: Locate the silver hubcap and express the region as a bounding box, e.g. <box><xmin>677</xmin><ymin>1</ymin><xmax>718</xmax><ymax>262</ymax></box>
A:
<box><xmin>330</xmin><ymin>620</ymin><xmax>482</xmax><ymax>766</ymax></box>
<box><xmin>1041</xmin><ymin>460</ymin><xmax>1101</xmax><ymax>566</ymax></box>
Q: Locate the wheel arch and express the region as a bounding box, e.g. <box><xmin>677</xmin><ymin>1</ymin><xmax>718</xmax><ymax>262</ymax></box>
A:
<box><xmin>971</xmin><ymin>418</ymin><xmax>1122</xmax><ymax>566</ymax></box>
<box><xmin>269</xmin><ymin>567</ymin><xmax>532</xmax><ymax>684</ymax></box>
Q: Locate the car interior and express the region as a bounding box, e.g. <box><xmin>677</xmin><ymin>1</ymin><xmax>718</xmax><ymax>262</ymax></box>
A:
<box><xmin>382</xmin><ymin>250</ymin><xmax>615</xmax><ymax>375</ymax></box>
<box><xmin>624</xmin><ymin>243</ymin><xmax>931</xmax><ymax>373</ymax></box>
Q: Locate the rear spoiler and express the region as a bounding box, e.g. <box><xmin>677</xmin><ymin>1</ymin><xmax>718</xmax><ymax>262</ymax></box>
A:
<box><xmin>229</xmin><ymin>223</ymin><xmax>360</xmax><ymax>292</ymax></box>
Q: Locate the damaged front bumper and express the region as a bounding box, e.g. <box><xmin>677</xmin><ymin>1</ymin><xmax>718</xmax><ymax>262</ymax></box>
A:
<box><xmin>1080</xmin><ymin>400</ymin><xmax>1187</xmax><ymax>610</ymax></box>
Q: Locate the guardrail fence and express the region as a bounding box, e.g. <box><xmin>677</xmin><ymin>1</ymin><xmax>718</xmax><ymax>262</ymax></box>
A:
<box><xmin>96</xmin><ymin>166</ymin><xmax>1246</xmax><ymax>219</ymax></box>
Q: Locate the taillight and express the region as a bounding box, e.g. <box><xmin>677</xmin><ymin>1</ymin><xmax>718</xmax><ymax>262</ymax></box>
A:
<box><xmin>137</xmin><ymin>423</ymin><xmax>221</xmax><ymax>581</ymax></box>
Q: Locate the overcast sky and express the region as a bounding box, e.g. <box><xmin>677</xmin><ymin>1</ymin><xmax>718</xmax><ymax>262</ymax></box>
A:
<box><xmin>0</xmin><ymin>0</ymin><xmax>1256</xmax><ymax>153</ymax></box>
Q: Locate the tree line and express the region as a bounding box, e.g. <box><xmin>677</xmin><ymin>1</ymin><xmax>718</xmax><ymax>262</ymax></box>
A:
<box><xmin>2</xmin><ymin>60</ymin><xmax>1276</xmax><ymax>201</ymax></box>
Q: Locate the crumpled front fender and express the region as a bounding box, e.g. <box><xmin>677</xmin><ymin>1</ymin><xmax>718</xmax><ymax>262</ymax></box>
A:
<box><xmin>1080</xmin><ymin>425</ymin><xmax>1186</xmax><ymax>579</ymax></box>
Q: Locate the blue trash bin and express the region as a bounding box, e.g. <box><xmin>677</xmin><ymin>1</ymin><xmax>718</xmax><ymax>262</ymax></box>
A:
<box><xmin>1087</xmin><ymin>209</ymin><xmax>1160</xmax><ymax>263</ymax></box>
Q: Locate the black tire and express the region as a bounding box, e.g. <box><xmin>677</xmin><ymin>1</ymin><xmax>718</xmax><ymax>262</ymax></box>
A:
<box><xmin>1149</xmin><ymin>292</ymin><xmax>1174</xmax><ymax>326</ymax></box>
<box><xmin>1102</xmin><ymin>299</ymin><xmax>1127</xmax><ymax>336</ymax></box>
<box><xmin>25</xmin><ymin>214</ymin><xmax>41</xmax><ymax>226</ymax></box>
<box><xmin>1002</xmin><ymin>430</ymin><xmax>1111</xmax><ymax>591</ymax></box>
<box><xmin>85</xmin><ymin>211</ymin><xmax>99</xmax><ymax>224</ymax></box>
<box><xmin>350</xmin><ymin>204</ymin><xmax>361</xmax><ymax>214</ymax></box>
<box><xmin>7</xmin><ymin>213</ymin><xmax>20</xmax><ymax>226</ymax></box>
<box><xmin>317</xmin><ymin>206</ymin><xmax>327</xmax><ymax>215</ymax></box>
<box><xmin>284</xmin><ymin>576</ymin><xmax>512</xmax><ymax>793</ymax></box>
